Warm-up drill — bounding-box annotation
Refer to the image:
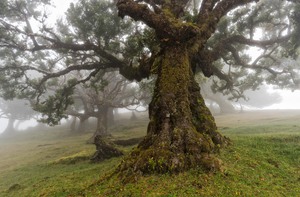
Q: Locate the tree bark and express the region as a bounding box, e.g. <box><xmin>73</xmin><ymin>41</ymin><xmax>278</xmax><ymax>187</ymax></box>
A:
<box><xmin>117</xmin><ymin>46</ymin><xmax>229</xmax><ymax>179</ymax></box>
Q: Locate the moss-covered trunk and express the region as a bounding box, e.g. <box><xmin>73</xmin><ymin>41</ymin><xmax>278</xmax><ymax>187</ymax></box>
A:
<box><xmin>118</xmin><ymin>46</ymin><xmax>229</xmax><ymax>178</ymax></box>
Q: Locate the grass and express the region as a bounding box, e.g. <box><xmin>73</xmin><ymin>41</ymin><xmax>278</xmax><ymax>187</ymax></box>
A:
<box><xmin>0</xmin><ymin>110</ymin><xmax>300</xmax><ymax>196</ymax></box>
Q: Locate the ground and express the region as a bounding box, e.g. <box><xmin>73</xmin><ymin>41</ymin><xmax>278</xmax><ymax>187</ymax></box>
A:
<box><xmin>0</xmin><ymin>110</ymin><xmax>299</xmax><ymax>196</ymax></box>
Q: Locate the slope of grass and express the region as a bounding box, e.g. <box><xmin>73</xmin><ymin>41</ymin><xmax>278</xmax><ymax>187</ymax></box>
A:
<box><xmin>0</xmin><ymin>110</ymin><xmax>300</xmax><ymax>196</ymax></box>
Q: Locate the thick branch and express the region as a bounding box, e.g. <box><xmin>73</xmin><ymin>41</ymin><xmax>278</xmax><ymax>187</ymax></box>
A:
<box><xmin>117</xmin><ymin>0</ymin><xmax>163</xmax><ymax>29</ymax></box>
<box><xmin>117</xmin><ymin>0</ymin><xmax>199</xmax><ymax>41</ymax></box>
<box><xmin>197</xmin><ymin>0</ymin><xmax>259</xmax><ymax>28</ymax></box>
<box><xmin>211</xmin><ymin>65</ymin><xmax>234</xmax><ymax>89</ymax></box>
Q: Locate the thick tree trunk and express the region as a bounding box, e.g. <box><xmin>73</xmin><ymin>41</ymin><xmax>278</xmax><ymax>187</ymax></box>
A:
<box><xmin>87</xmin><ymin>108</ymin><xmax>110</xmax><ymax>144</ymax></box>
<box><xmin>130</xmin><ymin>111</ymin><xmax>137</xmax><ymax>121</ymax></box>
<box><xmin>117</xmin><ymin>46</ymin><xmax>229</xmax><ymax>179</ymax></box>
<box><xmin>90</xmin><ymin>106</ymin><xmax>123</xmax><ymax>162</ymax></box>
<box><xmin>91</xmin><ymin>107</ymin><xmax>109</xmax><ymax>141</ymax></box>
<box><xmin>76</xmin><ymin>116</ymin><xmax>89</xmax><ymax>133</ymax></box>
<box><xmin>2</xmin><ymin>118</ymin><xmax>16</xmax><ymax>135</ymax></box>
<box><xmin>95</xmin><ymin>106</ymin><xmax>110</xmax><ymax>137</ymax></box>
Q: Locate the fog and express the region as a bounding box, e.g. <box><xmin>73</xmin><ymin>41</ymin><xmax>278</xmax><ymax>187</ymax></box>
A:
<box><xmin>1</xmin><ymin>88</ymin><xmax>300</xmax><ymax>134</ymax></box>
<box><xmin>0</xmin><ymin>1</ymin><xmax>299</xmax><ymax>134</ymax></box>
<box><xmin>0</xmin><ymin>2</ymin><xmax>299</xmax><ymax>135</ymax></box>
<box><xmin>265</xmin><ymin>90</ymin><xmax>300</xmax><ymax>109</ymax></box>
<box><xmin>0</xmin><ymin>119</ymin><xmax>38</xmax><ymax>134</ymax></box>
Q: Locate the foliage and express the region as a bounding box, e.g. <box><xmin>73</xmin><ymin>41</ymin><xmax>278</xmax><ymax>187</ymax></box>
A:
<box><xmin>0</xmin><ymin>0</ymin><xmax>299</xmax><ymax>124</ymax></box>
<box><xmin>0</xmin><ymin>0</ymin><xmax>299</xmax><ymax>123</ymax></box>
<box><xmin>206</xmin><ymin>0</ymin><xmax>300</xmax><ymax>97</ymax></box>
<box><xmin>0</xmin><ymin>0</ymin><xmax>140</xmax><ymax>125</ymax></box>
<box><xmin>33</xmin><ymin>79</ymin><xmax>76</xmax><ymax>125</ymax></box>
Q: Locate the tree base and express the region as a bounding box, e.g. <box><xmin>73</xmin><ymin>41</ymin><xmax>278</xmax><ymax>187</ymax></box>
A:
<box><xmin>90</xmin><ymin>135</ymin><xmax>123</xmax><ymax>162</ymax></box>
<box><xmin>116</xmin><ymin>128</ymin><xmax>229</xmax><ymax>182</ymax></box>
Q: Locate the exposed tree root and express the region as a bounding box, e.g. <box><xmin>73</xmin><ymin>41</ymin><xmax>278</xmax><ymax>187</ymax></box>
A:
<box><xmin>91</xmin><ymin>135</ymin><xmax>123</xmax><ymax>162</ymax></box>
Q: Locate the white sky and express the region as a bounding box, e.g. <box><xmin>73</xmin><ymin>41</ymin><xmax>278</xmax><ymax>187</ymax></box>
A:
<box><xmin>51</xmin><ymin>0</ymin><xmax>74</xmax><ymax>13</ymax></box>
<box><xmin>265</xmin><ymin>89</ymin><xmax>300</xmax><ymax>109</ymax></box>
<box><xmin>1</xmin><ymin>0</ymin><xmax>300</xmax><ymax>133</ymax></box>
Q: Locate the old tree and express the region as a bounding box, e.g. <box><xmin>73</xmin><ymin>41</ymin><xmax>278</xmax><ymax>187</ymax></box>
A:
<box><xmin>0</xmin><ymin>0</ymin><xmax>300</xmax><ymax>177</ymax></box>
<box><xmin>115</xmin><ymin>0</ymin><xmax>300</xmax><ymax>176</ymax></box>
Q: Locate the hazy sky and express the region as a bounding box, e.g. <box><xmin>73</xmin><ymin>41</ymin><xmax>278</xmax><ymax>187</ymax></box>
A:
<box><xmin>265</xmin><ymin>89</ymin><xmax>300</xmax><ymax>109</ymax></box>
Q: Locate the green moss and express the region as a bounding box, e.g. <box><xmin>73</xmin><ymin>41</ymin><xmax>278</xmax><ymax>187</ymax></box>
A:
<box><xmin>50</xmin><ymin>150</ymin><xmax>91</xmax><ymax>165</ymax></box>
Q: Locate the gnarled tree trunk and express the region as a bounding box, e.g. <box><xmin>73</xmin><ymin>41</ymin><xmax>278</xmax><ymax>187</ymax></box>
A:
<box><xmin>115</xmin><ymin>0</ymin><xmax>235</xmax><ymax>179</ymax></box>
<box><xmin>90</xmin><ymin>106</ymin><xmax>123</xmax><ymax>162</ymax></box>
<box><xmin>117</xmin><ymin>46</ymin><xmax>229</xmax><ymax>178</ymax></box>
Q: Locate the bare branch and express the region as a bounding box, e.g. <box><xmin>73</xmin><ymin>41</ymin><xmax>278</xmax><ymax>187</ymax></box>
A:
<box><xmin>225</xmin><ymin>44</ymin><xmax>284</xmax><ymax>76</ymax></box>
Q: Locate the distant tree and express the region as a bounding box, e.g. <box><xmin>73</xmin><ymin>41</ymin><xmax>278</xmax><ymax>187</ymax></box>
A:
<box><xmin>0</xmin><ymin>0</ymin><xmax>300</xmax><ymax>177</ymax></box>
<box><xmin>200</xmin><ymin>78</ymin><xmax>283</xmax><ymax>113</ymax></box>
<box><xmin>0</xmin><ymin>99</ymin><xmax>36</xmax><ymax>135</ymax></box>
<box><xmin>241</xmin><ymin>85</ymin><xmax>283</xmax><ymax>108</ymax></box>
<box><xmin>67</xmin><ymin>71</ymin><xmax>141</xmax><ymax>138</ymax></box>
<box><xmin>198</xmin><ymin>76</ymin><xmax>236</xmax><ymax>114</ymax></box>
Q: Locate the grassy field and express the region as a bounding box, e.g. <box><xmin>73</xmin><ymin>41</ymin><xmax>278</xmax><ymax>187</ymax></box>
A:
<box><xmin>0</xmin><ymin>110</ymin><xmax>299</xmax><ymax>196</ymax></box>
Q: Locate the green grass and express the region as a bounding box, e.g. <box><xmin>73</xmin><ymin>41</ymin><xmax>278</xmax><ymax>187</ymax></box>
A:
<box><xmin>0</xmin><ymin>110</ymin><xmax>300</xmax><ymax>196</ymax></box>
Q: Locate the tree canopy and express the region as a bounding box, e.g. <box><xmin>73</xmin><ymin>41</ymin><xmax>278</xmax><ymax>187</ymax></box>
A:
<box><xmin>0</xmin><ymin>0</ymin><xmax>299</xmax><ymax>119</ymax></box>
